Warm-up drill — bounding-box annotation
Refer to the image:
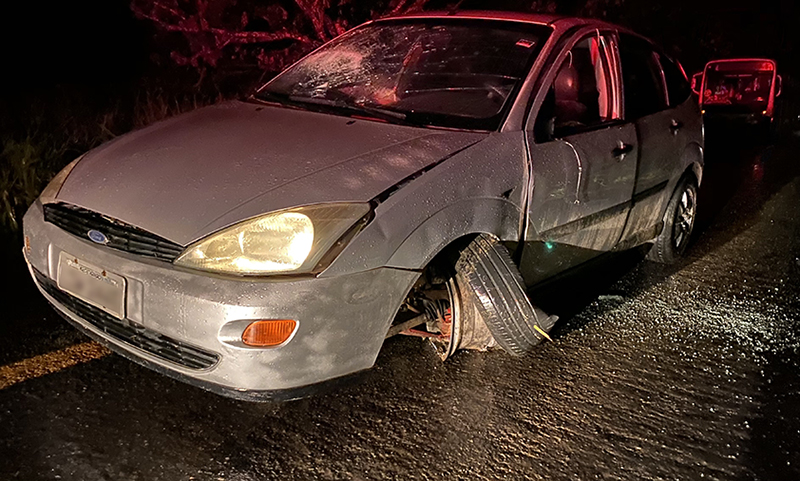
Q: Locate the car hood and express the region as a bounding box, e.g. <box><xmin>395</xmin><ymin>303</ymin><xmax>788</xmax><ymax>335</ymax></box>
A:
<box><xmin>57</xmin><ymin>101</ymin><xmax>485</xmax><ymax>245</ymax></box>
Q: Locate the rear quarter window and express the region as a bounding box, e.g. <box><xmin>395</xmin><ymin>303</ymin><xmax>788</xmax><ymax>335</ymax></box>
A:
<box><xmin>618</xmin><ymin>33</ymin><xmax>668</xmax><ymax>119</ymax></box>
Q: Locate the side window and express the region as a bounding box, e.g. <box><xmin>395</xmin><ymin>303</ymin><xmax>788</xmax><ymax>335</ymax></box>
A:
<box><xmin>659</xmin><ymin>53</ymin><xmax>691</xmax><ymax>107</ymax></box>
<box><xmin>618</xmin><ymin>33</ymin><xmax>668</xmax><ymax>119</ymax></box>
<box><xmin>534</xmin><ymin>34</ymin><xmax>615</xmax><ymax>141</ymax></box>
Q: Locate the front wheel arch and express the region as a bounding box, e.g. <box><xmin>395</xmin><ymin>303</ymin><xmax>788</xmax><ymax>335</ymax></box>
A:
<box><xmin>385</xmin><ymin>197</ymin><xmax>523</xmax><ymax>271</ymax></box>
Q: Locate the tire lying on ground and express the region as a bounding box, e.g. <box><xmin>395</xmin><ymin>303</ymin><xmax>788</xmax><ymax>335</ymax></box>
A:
<box><xmin>455</xmin><ymin>234</ymin><xmax>556</xmax><ymax>356</ymax></box>
<box><xmin>647</xmin><ymin>175</ymin><xmax>698</xmax><ymax>264</ymax></box>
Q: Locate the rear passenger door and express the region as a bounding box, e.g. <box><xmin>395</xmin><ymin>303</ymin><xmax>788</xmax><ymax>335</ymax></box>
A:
<box><xmin>616</xmin><ymin>33</ymin><xmax>688</xmax><ymax>245</ymax></box>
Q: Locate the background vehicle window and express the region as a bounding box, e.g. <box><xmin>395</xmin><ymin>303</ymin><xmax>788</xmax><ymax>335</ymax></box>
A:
<box><xmin>659</xmin><ymin>53</ymin><xmax>691</xmax><ymax>107</ymax></box>
<box><xmin>535</xmin><ymin>35</ymin><xmax>614</xmax><ymax>140</ymax></box>
<box><xmin>618</xmin><ymin>34</ymin><xmax>668</xmax><ymax>119</ymax></box>
<box><xmin>703</xmin><ymin>61</ymin><xmax>775</xmax><ymax>109</ymax></box>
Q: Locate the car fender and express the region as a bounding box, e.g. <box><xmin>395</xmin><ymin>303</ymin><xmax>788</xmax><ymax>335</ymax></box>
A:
<box><xmin>385</xmin><ymin>197</ymin><xmax>522</xmax><ymax>269</ymax></box>
<box><xmin>320</xmin><ymin>132</ymin><xmax>528</xmax><ymax>277</ymax></box>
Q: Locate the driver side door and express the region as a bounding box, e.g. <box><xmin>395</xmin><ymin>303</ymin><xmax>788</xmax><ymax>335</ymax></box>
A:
<box><xmin>519</xmin><ymin>31</ymin><xmax>638</xmax><ymax>287</ymax></box>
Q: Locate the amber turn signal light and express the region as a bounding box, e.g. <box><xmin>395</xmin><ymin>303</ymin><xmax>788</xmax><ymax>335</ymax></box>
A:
<box><xmin>242</xmin><ymin>320</ymin><xmax>297</xmax><ymax>347</ymax></box>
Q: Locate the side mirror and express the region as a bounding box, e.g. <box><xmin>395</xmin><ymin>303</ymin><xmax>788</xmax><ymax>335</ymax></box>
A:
<box><xmin>776</xmin><ymin>74</ymin><xmax>783</xmax><ymax>98</ymax></box>
<box><xmin>546</xmin><ymin>117</ymin><xmax>557</xmax><ymax>140</ymax></box>
<box><xmin>691</xmin><ymin>73</ymin><xmax>702</xmax><ymax>95</ymax></box>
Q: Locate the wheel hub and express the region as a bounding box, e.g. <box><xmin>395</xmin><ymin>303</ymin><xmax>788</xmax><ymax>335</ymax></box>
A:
<box><xmin>672</xmin><ymin>186</ymin><xmax>696</xmax><ymax>250</ymax></box>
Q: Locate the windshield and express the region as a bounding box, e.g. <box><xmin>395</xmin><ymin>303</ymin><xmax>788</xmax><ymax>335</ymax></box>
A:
<box><xmin>703</xmin><ymin>61</ymin><xmax>775</xmax><ymax>107</ymax></box>
<box><xmin>256</xmin><ymin>19</ymin><xmax>550</xmax><ymax>130</ymax></box>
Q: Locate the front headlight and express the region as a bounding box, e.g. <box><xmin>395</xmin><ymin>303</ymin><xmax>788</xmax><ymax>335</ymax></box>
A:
<box><xmin>39</xmin><ymin>155</ymin><xmax>84</xmax><ymax>205</ymax></box>
<box><xmin>174</xmin><ymin>203</ymin><xmax>371</xmax><ymax>276</ymax></box>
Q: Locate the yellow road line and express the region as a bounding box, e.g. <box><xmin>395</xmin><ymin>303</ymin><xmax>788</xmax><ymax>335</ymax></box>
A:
<box><xmin>0</xmin><ymin>341</ymin><xmax>110</xmax><ymax>390</ymax></box>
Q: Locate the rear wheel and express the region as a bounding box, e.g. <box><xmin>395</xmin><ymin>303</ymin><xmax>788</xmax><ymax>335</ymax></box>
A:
<box><xmin>647</xmin><ymin>176</ymin><xmax>697</xmax><ymax>264</ymax></box>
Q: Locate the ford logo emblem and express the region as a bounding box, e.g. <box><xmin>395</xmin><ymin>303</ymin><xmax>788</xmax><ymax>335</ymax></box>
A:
<box><xmin>87</xmin><ymin>229</ymin><xmax>108</xmax><ymax>245</ymax></box>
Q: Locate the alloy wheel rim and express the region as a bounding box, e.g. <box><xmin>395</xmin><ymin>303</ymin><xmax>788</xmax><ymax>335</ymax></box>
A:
<box><xmin>672</xmin><ymin>186</ymin><xmax>696</xmax><ymax>251</ymax></box>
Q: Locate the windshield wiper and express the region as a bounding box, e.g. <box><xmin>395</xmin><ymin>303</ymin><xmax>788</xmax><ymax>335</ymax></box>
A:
<box><xmin>287</xmin><ymin>96</ymin><xmax>411</xmax><ymax>124</ymax></box>
<box><xmin>250</xmin><ymin>90</ymin><xmax>315</xmax><ymax>111</ymax></box>
<box><xmin>252</xmin><ymin>91</ymin><xmax>419</xmax><ymax>126</ymax></box>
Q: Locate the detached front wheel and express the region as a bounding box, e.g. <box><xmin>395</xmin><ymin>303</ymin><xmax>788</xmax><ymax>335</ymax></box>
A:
<box><xmin>402</xmin><ymin>234</ymin><xmax>556</xmax><ymax>359</ymax></box>
<box><xmin>455</xmin><ymin>234</ymin><xmax>555</xmax><ymax>356</ymax></box>
<box><xmin>648</xmin><ymin>176</ymin><xmax>698</xmax><ymax>264</ymax></box>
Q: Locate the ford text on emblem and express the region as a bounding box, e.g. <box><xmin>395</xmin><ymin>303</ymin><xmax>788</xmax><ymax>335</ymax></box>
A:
<box><xmin>87</xmin><ymin>229</ymin><xmax>109</xmax><ymax>245</ymax></box>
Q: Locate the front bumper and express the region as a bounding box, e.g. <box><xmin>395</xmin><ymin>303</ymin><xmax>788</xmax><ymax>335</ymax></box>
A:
<box><xmin>23</xmin><ymin>201</ymin><xmax>419</xmax><ymax>398</ymax></box>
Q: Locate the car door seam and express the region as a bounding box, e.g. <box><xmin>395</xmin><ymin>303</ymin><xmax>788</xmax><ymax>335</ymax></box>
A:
<box><xmin>520</xmin><ymin>133</ymin><xmax>534</xmax><ymax>246</ymax></box>
<box><xmin>562</xmin><ymin>139</ymin><xmax>583</xmax><ymax>204</ymax></box>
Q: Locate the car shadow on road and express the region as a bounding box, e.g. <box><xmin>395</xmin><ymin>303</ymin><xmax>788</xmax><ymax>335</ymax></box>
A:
<box><xmin>693</xmin><ymin>126</ymin><xmax>800</xmax><ymax>250</ymax></box>
<box><xmin>528</xmin><ymin>127</ymin><xmax>800</xmax><ymax>342</ymax></box>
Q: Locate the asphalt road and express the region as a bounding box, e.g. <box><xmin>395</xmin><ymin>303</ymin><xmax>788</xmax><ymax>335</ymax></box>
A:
<box><xmin>1</xmin><ymin>127</ymin><xmax>799</xmax><ymax>480</ymax></box>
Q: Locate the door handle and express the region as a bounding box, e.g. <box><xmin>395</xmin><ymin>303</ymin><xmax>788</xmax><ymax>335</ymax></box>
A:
<box><xmin>612</xmin><ymin>141</ymin><xmax>633</xmax><ymax>160</ymax></box>
<box><xmin>670</xmin><ymin>119</ymin><xmax>683</xmax><ymax>135</ymax></box>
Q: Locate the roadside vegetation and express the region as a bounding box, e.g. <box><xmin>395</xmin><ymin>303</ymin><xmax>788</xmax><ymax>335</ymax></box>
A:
<box><xmin>0</xmin><ymin>83</ymin><xmax>219</xmax><ymax>237</ymax></box>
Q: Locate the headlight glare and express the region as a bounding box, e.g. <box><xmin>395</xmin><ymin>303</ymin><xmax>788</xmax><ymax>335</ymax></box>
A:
<box><xmin>175</xmin><ymin>203</ymin><xmax>370</xmax><ymax>276</ymax></box>
<box><xmin>181</xmin><ymin>211</ymin><xmax>314</xmax><ymax>274</ymax></box>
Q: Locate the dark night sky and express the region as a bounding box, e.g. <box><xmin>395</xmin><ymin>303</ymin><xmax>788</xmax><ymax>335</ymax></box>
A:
<box><xmin>1</xmin><ymin>0</ymin><xmax>148</xmax><ymax>89</ymax></box>
<box><xmin>1</xmin><ymin>0</ymin><xmax>797</xmax><ymax>95</ymax></box>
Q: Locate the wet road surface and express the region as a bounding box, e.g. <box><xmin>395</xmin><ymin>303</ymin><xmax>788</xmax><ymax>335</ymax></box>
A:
<box><xmin>1</xmin><ymin>130</ymin><xmax>800</xmax><ymax>480</ymax></box>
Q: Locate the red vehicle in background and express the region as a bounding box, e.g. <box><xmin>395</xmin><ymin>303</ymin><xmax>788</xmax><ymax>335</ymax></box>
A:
<box><xmin>693</xmin><ymin>58</ymin><xmax>782</xmax><ymax>134</ymax></box>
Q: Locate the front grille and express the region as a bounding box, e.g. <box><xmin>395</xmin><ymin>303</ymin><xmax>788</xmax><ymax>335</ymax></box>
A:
<box><xmin>33</xmin><ymin>268</ymin><xmax>219</xmax><ymax>370</ymax></box>
<box><xmin>43</xmin><ymin>203</ymin><xmax>184</xmax><ymax>262</ymax></box>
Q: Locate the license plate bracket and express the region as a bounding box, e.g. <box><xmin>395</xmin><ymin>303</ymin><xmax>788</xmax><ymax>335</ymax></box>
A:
<box><xmin>57</xmin><ymin>252</ymin><xmax>126</xmax><ymax>319</ymax></box>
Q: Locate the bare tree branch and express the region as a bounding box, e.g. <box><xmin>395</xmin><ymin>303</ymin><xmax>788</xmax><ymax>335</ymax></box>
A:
<box><xmin>131</xmin><ymin>0</ymin><xmax>436</xmax><ymax>74</ymax></box>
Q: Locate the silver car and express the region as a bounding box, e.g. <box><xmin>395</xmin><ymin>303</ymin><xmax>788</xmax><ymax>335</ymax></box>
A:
<box><xmin>23</xmin><ymin>12</ymin><xmax>703</xmax><ymax>400</ymax></box>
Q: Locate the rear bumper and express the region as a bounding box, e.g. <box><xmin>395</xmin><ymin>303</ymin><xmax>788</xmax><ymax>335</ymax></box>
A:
<box><xmin>703</xmin><ymin>112</ymin><xmax>772</xmax><ymax>125</ymax></box>
<box><xmin>23</xmin><ymin>200</ymin><xmax>419</xmax><ymax>397</ymax></box>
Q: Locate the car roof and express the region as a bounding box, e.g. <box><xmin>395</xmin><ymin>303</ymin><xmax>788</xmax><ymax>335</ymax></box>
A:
<box><xmin>705</xmin><ymin>58</ymin><xmax>777</xmax><ymax>68</ymax></box>
<box><xmin>381</xmin><ymin>10</ymin><xmax>562</xmax><ymax>25</ymax></box>
<box><xmin>379</xmin><ymin>10</ymin><xmax>623</xmax><ymax>32</ymax></box>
